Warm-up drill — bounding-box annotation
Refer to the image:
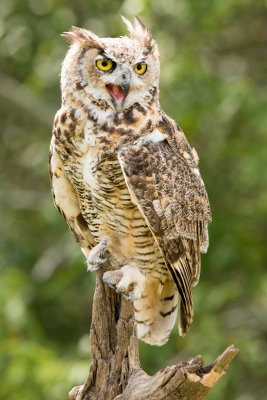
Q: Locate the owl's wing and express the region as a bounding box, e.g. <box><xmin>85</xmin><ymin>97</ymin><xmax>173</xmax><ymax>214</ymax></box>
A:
<box><xmin>49</xmin><ymin>137</ymin><xmax>96</xmax><ymax>257</ymax></box>
<box><xmin>118</xmin><ymin>117</ymin><xmax>211</xmax><ymax>335</ymax></box>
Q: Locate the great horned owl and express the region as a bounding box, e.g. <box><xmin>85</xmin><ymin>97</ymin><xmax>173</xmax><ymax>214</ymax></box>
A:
<box><xmin>49</xmin><ymin>17</ymin><xmax>211</xmax><ymax>345</ymax></box>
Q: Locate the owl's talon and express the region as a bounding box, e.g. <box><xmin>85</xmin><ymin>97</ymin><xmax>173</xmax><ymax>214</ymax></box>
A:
<box><xmin>100</xmin><ymin>237</ymin><xmax>108</xmax><ymax>258</ymax></box>
<box><xmin>103</xmin><ymin>265</ymin><xmax>145</xmax><ymax>301</ymax></box>
<box><xmin>87</xmin><ymin>257</ymin><xmax>109</xmax><ymax>271</ymax></box>
<box><xmin>88</xmin><ymin>257</ymin><xmax>109</xmax><ymax>265</ymax></box>
<box><xmin>121</xmin><ymin>293</ymin><xmax>135</xmax><ymax>301</ymax></box>
<box><xmin>87</xmin><ymin>237</ymin><xmax>109</xmax><ymax>271</ymax></box>
<box><xmin>103</xmin><ymin>270</ymin><xmax>123</xmax><ymax>288</ymax></box>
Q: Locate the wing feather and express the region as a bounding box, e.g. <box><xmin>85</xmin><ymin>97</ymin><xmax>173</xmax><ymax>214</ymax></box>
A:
<box><xmin>118</xmin><ymin>122</ymin><xmax>211</xmax><ymax>335</ymax></box>
<box><xmin>49</xmin><ymin>138</ymin><xmax>96</xmax><ymax>256</ymax></box>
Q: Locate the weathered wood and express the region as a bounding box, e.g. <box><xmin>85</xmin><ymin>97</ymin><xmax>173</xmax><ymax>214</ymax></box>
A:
<box><xmin>69</xmin><ymin>262</ymin><xmax>239</xmax><ymax>400</ymax></box>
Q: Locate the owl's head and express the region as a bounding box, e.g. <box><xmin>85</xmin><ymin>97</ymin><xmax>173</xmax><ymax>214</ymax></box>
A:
<box><xmin>61</xmin><ymin>17</ymin><xmax>160</xmax><ymax>112</ymax></box>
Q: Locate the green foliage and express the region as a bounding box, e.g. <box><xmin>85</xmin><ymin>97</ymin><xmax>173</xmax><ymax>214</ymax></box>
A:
<box><xmin>1</xmin><ymin>1</ymin><xmax>266</xmax><ymax>399</ymax></box>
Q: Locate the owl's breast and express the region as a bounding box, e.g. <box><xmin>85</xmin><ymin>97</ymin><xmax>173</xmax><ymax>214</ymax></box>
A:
<box><xmin>80</xmin><ymin>148</ymin><xmax>164</xmax><ymax>271</ymax></box>
<box><xmin>54</xmin><ymin>107</ymin><xmax>165</xmax><ymax>273</ymax></box>
<box><xmin>82</xmin><ymin>148</ymin><xmax>134</xmax><ymax>218</ymax></box>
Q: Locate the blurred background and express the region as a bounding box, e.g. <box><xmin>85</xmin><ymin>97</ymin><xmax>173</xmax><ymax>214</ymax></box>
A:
<box><xmin>0</xmin><ymin>0</ymin><xmax>267</xmax><ymax>399</ymax></box>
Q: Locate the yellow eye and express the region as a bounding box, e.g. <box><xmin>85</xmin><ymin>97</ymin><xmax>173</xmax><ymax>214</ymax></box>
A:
<box><xmin>96</xmin><ymin>59</ymin><xmax>113</xmax><ymax>71</ymax></box>
<box><xmin>134</xmin><ymin>63</ymin><xmax>147</xmax><ymax>75</ymax></box>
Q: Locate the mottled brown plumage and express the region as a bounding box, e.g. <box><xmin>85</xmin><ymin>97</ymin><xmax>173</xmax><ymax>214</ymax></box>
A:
<box><xmin>49</xmin><ymin>16</ymin><xmax>211</xmax><ymax>345</ymax></box>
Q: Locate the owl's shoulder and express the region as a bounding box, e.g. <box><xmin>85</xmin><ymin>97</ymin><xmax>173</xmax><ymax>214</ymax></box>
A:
<box><xmin>54</xmin><ymin>103</ymin><xmax>87</xmax><ymax>133</ymax></box>
<box><xmin>155</xmin><ymin>112</ymin><xmax>200</xmax><ymax>165</ymax></box>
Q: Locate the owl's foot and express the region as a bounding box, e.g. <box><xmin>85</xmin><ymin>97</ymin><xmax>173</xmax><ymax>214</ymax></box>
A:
<box><xmin>86</xmin><ymin>237</ymin><xmax>109</xmax><ymax>271</ymax></box>
<box><xmin>103</xmin><ymin>265</ymin><xmax>145</xmax><ymax>301</ymax></box>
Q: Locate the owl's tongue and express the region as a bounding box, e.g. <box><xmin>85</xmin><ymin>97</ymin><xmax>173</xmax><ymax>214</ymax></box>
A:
<box><xmin>106</xmin><ymin>84</ymin><xmax>125</xmax><ymax>104</ymax></box>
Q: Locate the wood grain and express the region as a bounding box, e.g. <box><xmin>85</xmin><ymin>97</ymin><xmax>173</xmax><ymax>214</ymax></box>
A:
<box><xmin>69</xmin><ymin>262</ymin><xmax>239</xmax><ymax>400</ymax></box>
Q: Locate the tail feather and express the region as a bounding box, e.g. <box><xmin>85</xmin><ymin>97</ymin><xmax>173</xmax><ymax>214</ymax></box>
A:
<box><xmin>178</xmin><ymin>297</ymin><xmax>194</xmax><ymax>336</ymax></box>
<box><xmin>134</xmin><ymin>277</ymin><xmax>178</xmax><ymax>346</ymax></box>
<box><xmin>170</xmin><ymin>259</ymin><xmax>194</xmax><ymax>336</ymax></box>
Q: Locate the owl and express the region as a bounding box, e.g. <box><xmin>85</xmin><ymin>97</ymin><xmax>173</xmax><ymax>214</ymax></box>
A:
<box><xmin>49</xmin><ymin>16</ymin><xmax>211</xmax><ymax>345</ymax></box>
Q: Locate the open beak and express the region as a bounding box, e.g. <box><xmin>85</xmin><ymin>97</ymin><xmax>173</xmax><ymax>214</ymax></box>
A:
<box><xmin>105</xmin><ymin>72</ymin><xmax>130</xmax><ymax>109</ymax></box>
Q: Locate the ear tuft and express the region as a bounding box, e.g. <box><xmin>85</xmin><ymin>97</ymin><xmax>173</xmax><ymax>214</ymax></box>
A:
<box><xmin>61</xmin><ymin>26</ymin><xmax>105</xmax><ymax>49</ymax></box>
<box><xmin>121</xmin><ymin>16</ymin><xmax>153</xmax><ymax>49</ymax></box>
<box><xmin>121</xmin><ymin>16</ymin><xmax>134</xmax><ymax>34</ymax></box>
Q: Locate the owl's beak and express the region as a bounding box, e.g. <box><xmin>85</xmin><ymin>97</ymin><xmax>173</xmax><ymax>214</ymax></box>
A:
<box><xmin>105</xmin><ymin>71</ymin><xmax>131</xmax><ymax>111</ymax></box>
<box><xmin>121</xmin><ymin>71</ymin><xmax>130</xmax><ymax>99</ymax></box>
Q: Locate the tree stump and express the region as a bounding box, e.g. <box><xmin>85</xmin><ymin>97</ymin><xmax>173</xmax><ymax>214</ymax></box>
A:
<box><xmin>69</xmin><ymin>263</ymin><xmax>239</xmax><ymax>400</ymax></box>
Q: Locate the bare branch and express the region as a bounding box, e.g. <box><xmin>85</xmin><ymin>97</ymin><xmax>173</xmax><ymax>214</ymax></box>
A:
<box><xmin>69</xmin><ymin>262</ymin><xmax>239</xmax><ymax>400</ymax></box>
